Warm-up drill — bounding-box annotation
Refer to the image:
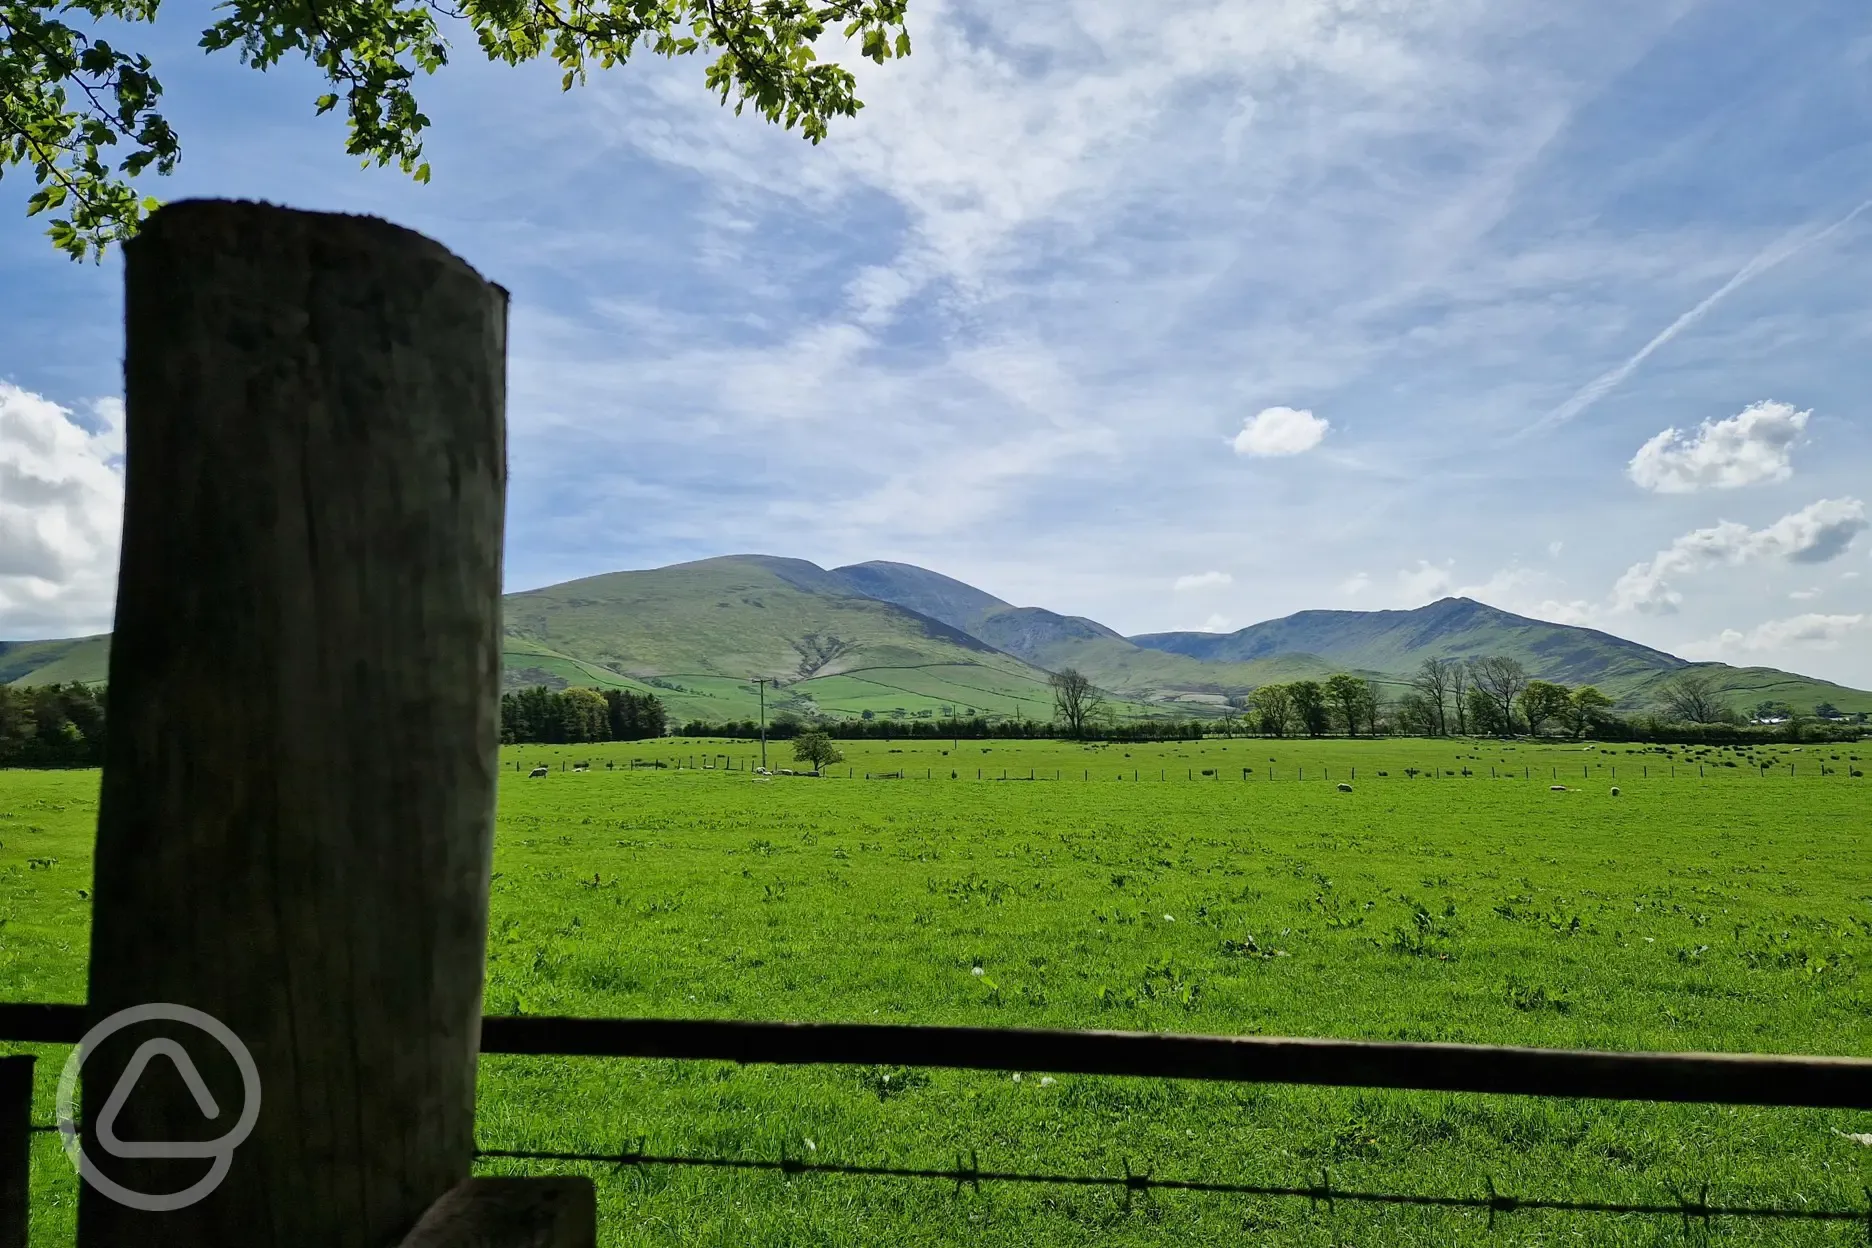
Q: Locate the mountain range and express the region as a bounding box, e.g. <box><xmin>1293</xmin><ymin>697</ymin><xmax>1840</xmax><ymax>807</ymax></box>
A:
<box><xmin>5</xmin><ymin>554</ymin><xmax>1868</xmax><ymax>723</ymax></box>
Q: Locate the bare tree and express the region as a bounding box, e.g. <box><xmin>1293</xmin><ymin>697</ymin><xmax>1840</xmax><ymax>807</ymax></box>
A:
<box><xmin>1657</xmin><ymin>669</ymin><xmax>1728</xmax><ymax>723</ymax></box>
<box><xmin>1049</xmin><ymin>667</ymin><xmax>1105</xmax><ymax>738</ymax></box>
<box><xmin>1396</xmin><ymin>692</ymin><xmax>1438</xmax><ymax>736</ymax></box>
<box><xmin>1468</xmin><ymin>656</ymin><xmax>1529</xmax><ymax>735</ymax></box>
<box><xmin>1411</xmin><ymin>658</ymin><xmax>1455</xmax><ymax>736</ymax></box>
<box><xmin>1450</xmin><ymin>660</ymin><xmax>1470</xmax><ymax>735</ymax></box>
<box><xmin>1363</xmin><ymin>679</ymin><xmax>1384</xmax><ymax>736</ymax></box>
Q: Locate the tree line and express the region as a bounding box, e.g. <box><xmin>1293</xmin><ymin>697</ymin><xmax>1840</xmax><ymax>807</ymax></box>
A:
<box><xmin>675</xmin><ymin>712</ymin><xmax>1209</xmax><ymax>742</ymax></box>
<box><xmin>0</xmin><ymin>683</ymin><xmax>107</xmax><ymax>766</ymax></box>
<box><xmin>500</xmin><ymin>687</ymin><xmax>667</xmax><ymax>744</ymax></box>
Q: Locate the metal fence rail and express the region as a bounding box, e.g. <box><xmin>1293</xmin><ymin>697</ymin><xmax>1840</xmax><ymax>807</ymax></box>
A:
<box><xmin>6</xmin><ymin>1004</ymin><xmax>1869</xmax><ymax>1109</ymax></box>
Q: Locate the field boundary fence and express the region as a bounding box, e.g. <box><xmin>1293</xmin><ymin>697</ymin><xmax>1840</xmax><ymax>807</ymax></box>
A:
<box><xmin>507</xmin><ymin>751</ymin><xmax>1866</xmax><ymax>783</ymax></box>
<box><xmin>6</xmin><ymin>1003</ymin><xmax>1871</xmax><ymax>1241</ymax></box>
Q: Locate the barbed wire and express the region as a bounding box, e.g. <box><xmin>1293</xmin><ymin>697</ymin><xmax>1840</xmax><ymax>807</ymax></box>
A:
<box><xmin>475</xmin><ymin>1143</ymin><xmax>1872</xmax><ymax>1236</ymax></box>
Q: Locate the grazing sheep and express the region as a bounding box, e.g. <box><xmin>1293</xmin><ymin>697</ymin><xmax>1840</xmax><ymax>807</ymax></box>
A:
<box><xmin>528</xmin><ymin>766</ymin><xmax>548</xmax><ymax>778</ymax></box>
<box><xmin>1336</xmin><ymin>783</ymin><xmax>1353</xmax><ymax>793</ymax></box>
<box><xmin>1549</xmin><ymin>785</ymin><xmax>1568</xmax><ymax>792</ymax></box>
<box><xmin>1610</xmin><ymin>786</ymin><xmax>1621</xmax><ymax>796</ymax></box>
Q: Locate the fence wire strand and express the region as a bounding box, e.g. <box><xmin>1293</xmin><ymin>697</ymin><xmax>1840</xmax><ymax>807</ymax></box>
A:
<box><xmin>474</xmin><ymin>1144</ymin><xmax>1872</xmax><ymax>1235</ymax></box>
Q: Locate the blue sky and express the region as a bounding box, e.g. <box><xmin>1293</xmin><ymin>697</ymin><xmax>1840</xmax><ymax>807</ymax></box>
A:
<box><xmin>4</xmin><ymin>0</ymin><xmax>1872</xmax><ymax>688</ymax></box>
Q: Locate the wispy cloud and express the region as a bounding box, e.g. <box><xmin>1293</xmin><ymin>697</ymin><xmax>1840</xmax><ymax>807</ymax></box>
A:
<box><xmin>1686</xmin><ymin>613</ymin><xmax>1868</xmax><ymax>657</ymax></box>
<box><xmin>1611</xmin><ymin>499</ymin><xmax>1868</xmax><ymax>614</ymax></box>
<box><xmin>1522</xmin><ymin>200</ymin><xmax>1872</xmax><ymax>437</ymax></box>
<box><xmin>1173</xmin><ymin>571</ymin><xmax>1232</xmax><ymax>592</ymax></box>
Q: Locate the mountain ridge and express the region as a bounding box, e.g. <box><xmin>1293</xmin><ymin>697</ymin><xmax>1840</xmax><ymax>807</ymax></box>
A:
<box><xmin>6</xmin><ymin>556</ymin><xmax>1869</xmax><ymax>720</ymax></box>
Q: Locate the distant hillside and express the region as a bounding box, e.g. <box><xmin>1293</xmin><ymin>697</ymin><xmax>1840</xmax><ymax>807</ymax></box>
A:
<box><xmin>828</xmin><ymin>564</ymin><xmax>1377</xmax><ymax>707</ymax></box>
<box><xmin>1125</xmin><ymin>597</ymin><xmax>1872</xmax><ymax>712</ymax></box>
<box><xmin>830</xmin><ymin>561</ymin><xmax>1010</xmax><ymax>632</ymax></box>
<box><xmin>8</xmin><ymin>558</ymin><xmax>1869</xmax><ymax>720</ymax></box>
<box><xmin>0</xmin><ymin>635</ymin><xmax>109</xmax><ymax>686</ymax></box>
<box><xmin>1132</xmin><ymin>598</ymin><xmax>1685</xmax><ymax>690</ymax></box>
<box><xmin>496</xmin><ymin>554</ymin><xmax>1092</xmax><ymax>723</ymax></box>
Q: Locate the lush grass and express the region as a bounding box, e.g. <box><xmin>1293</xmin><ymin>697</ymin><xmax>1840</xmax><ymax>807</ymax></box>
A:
<box><xmin>3</xmin><ymin>740</ymin><xmax>1869</xmax><ymax>1244</ymax></box>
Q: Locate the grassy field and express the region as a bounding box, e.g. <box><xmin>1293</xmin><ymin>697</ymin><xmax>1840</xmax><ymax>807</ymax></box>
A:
<box><xmin>2</xmin><ymin>737</ymin><xmax>1869</xmax><ymax>1244</ymax></box>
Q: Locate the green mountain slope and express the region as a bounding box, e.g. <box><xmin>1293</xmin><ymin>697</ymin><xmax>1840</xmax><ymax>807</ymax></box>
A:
<box><xmin>824</xmin><ymin>564</ymin><xmax>1378</xmax><ymax>708</ymax></box>
<box><xmin>500</xmin><ymin>555</ymin><xmax>1162</xmax><ymax>723</ymax></box>
<box><xmin>830</xmin><ymin>561</ymin><xmax>1011</xmax><ymax>631</ymax></box>
<box><xmin>0</xmin><ymin>635</ymin><xmax>110</xmax><ymax>686</ymax></box>
<box><xmin>1132</xmin><ymin>598</ymin><xmax>1683</xmax><ymax>684</ymax></box>
<box><xmin>8</xmin><ymin>559</ymin><xmax>1869</xmax><ymax>720</ymax></box>
<box><xmin>1129</xmin><ymin>597</ymin><xmax>1872</xmax><ymax>712</ymax></box>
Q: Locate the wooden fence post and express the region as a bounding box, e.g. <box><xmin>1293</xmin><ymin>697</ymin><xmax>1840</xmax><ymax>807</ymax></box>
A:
<box><xmin>80</xmin><ymin>202</ymin><xmax>509</xmax><ymax>1247</ymax></box>
<box><xmin>0</xmin><ymin>1055</ymin><xmax>30</xmax><ymax>1248</ymax></box>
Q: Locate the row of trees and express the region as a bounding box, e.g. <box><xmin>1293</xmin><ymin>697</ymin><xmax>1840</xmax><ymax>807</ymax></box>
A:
<box><xmin>676</xmin><ymin>711</ymin><xmax>1209</xmax><ymax>743</ymax></box>
<box><xmin>0</xmin><ymin>683</ymin><xmax>107</xmax><ymax>766</ymax></box>
<box><xmin>500</xmin><ymin>687</ymin><xmax>668</xmax><ymax>744</ymax></box>
<box><xmin>1390</xmin><ymin>656</ymin><xmax>1618</xmax><ymax>739</ymax></box>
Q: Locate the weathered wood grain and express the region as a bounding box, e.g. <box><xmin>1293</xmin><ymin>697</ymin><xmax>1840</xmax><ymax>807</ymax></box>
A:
<box><xmin>400</xmin><ymin>1178</ymin><xmax>596</xmax><ymax>1248</ymax></box>
<box><xmin>80</xmin><ymin>200</ymin><xmax>507</xmax><ymax>1247</ymax></box>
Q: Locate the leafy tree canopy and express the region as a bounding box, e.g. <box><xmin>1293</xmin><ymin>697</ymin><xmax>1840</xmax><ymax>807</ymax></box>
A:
<box><xmin>3</xmin><ymin>0</ymin><xmax>912</xmax><ymax>259</ymax></box>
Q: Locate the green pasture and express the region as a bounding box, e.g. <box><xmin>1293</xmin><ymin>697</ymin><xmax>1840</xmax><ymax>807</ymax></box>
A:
<box><xmin>525</xmin><ymin>732</ymin><xmax>1867</xmax><ymax>786</ymax></box>
<box><xmin>1</xmin><ymin>739</ymin><xmax>1868</xmax><ymax>1244</ymax></box>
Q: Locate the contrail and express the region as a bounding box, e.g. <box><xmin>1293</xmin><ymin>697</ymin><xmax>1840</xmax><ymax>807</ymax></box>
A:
<box><xmin>1518</xmin><ymin>197</ymin><xmax>1872</xmax><ymax>439</ymax></box>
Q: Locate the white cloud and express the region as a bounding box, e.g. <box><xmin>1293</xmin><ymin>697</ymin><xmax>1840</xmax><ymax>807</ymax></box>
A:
<box><xmin>1397</xmin><ymin>559</ymin><xmax>1455</xmax><ymax>602</ymax></box>
<box><xmin>1610</xmin><ymin>498</ymin><xmax>1868</xmax><ymax>613</ymax></box>
<box><xmin>1689</xmin><ymin>613</ymin><xmax>1868</xmax><ymax>656</ymax></box>
<box><xmin>0</xmin><ymin>383</ymin><xmax>123</xmax><ymax>636</ymax></box>
<box><xmin>1627</xmin><ymin>400</ymin><xmax>1811</xmax><ymax>493</ymax></box>
<box><xmin>1789</xmin><ymin>587</ymin><xmax>1820</xmax><ymax>601</ymax></box>
<box><xmin>1339</xmin><ymin>571</ymin><xmax>1372</xmax><ymax>596</ymax></box>
<box><xmin>1192</xmin><ymin>613</ymin><xmax>1233</xmax><ymax>633</ymax></box>
<box><xmin>1233</xmin><ymin>406</ymin><xmax>1329</xmax><ymax>458</ymax></box>
<box><xmin>1547</xmin><ymin>540</ymin><xmax>1564</xmax><ymax>558</ymax></box>
<box><xmin>1173</xmin><ymin>570</ymin><xmax>1232</xmax><ymax>592</ymax></box>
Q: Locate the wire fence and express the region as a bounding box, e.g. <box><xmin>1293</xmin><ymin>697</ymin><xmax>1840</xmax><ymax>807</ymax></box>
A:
<box><xmin>10</xmin><ymin>1008</ymin><xmax>1872</xmax><ymax>1237</ymax></box>
<box><xmin>521</xmin><ymin>754</ymin><xmax>1866</xmax><ymax>782</ymax></box>
<box><xmin>471</xmin><ymin>1143</ymin><xmax>1872</xmax><ymax>1236</ymax></box>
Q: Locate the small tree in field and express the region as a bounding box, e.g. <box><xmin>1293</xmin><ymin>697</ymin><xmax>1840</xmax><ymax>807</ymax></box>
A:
<box><xmin>1289</xmin><ymin>680</ymin><xmax>1329</xmax><ymax>737</ymax></box>
<box><xmin>1049</xmin><ymin>667</ymin><xmax>1104</xmax><ymax>738</ymax></box>
<box><xmin>1469</xmin><ymin>656</ymin><xmax>1529</xmax><ymax>734</ymax></box>
<box><xmin>1657</xmin><ymin>669</ymin><xmax>1727</xmax><ymax>723</ymax></box>
<box><xmin>1568</xmin><ymin>686</ymin><xmax>1616</xmax><ymax>738</ymax></box>
<box><xmin>793</xmin><ymin>730</ymin><xmax>842</xmax><ymax>775</ymax></box>
<box><xmin>1517</xmin><ymin>681</ymin><xmax>1572</xmax><ymax>738</ymax></box>
<box><xmin>1323</xmin><ymin>673</ymin><xmax>1365</xmax><ymax>737</ymax></box>
<box><xmin>1251</xmin><ymin>683</ymin><xmax>1293</xmax><ymax>737</ymax></box>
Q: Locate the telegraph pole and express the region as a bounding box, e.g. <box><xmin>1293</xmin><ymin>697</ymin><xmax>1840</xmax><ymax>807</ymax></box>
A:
<box><xmin>754</xmin><ymin>677</ymin><xmax>770</xmax><ymax>772</ymax></box>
